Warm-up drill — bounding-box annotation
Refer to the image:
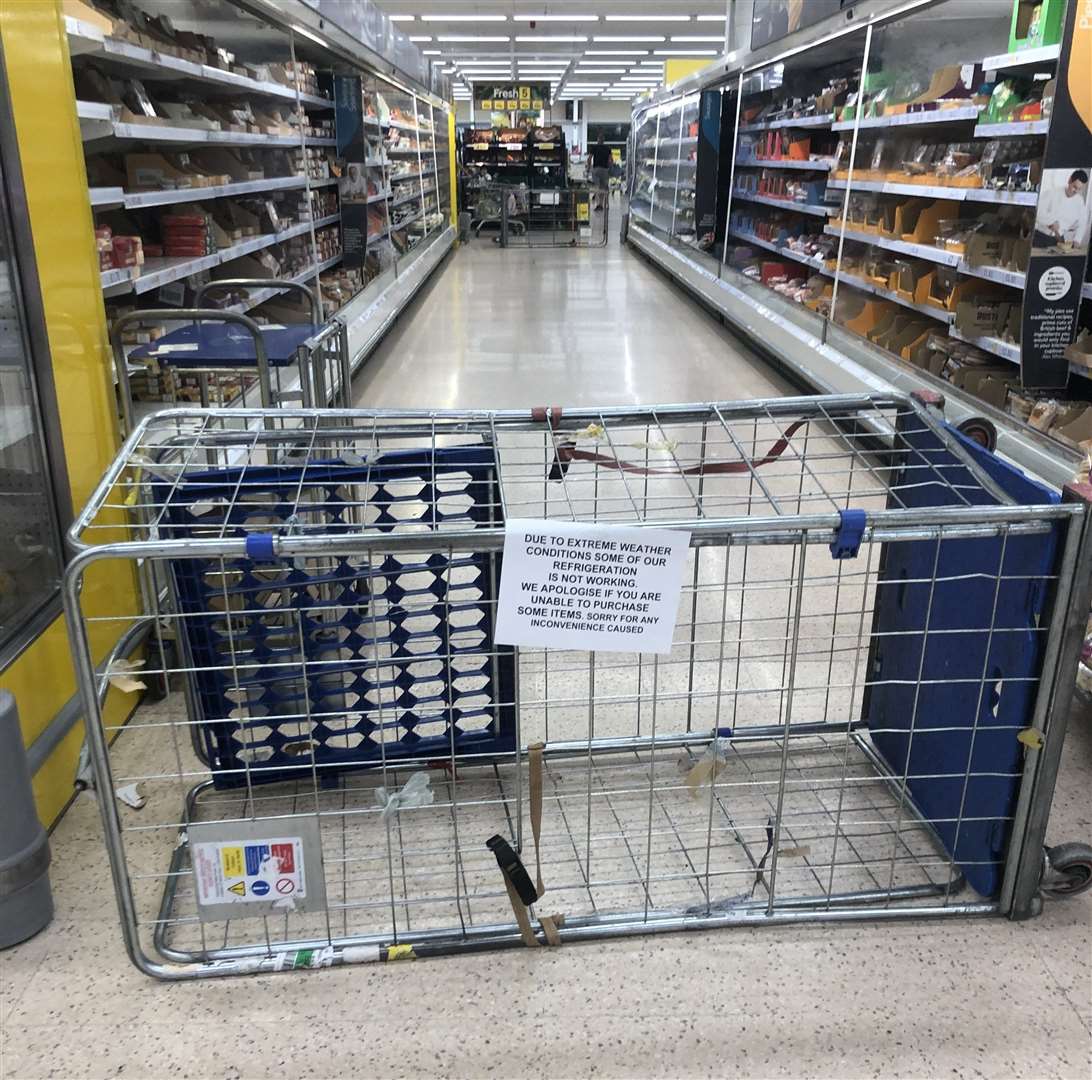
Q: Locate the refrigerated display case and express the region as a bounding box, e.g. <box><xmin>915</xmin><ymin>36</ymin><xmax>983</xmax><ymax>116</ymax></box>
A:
<box><xmin>627</xmin><ymin>0</ymin><xmax>1091</xmax><ymax>488</ymax></box>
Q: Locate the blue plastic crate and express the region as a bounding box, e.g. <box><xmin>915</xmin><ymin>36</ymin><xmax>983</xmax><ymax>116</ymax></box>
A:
<box><xmin>159</xmin><ymin>444</ymin><xmax>516</xmax><ymax>789</ymax></box>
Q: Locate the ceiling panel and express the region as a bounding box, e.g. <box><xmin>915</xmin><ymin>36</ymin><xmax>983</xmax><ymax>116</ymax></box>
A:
<box><xmin>373</xmin><ymin>2</ymin><xmax>727</xmax><ymax>102</ymax></box>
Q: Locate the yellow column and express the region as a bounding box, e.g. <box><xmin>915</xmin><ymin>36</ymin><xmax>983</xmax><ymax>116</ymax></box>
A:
<box><xmin>0</xmin><ymin>0</ymin><xmax>139</xmax><ymax>824</ymax></box>
<box><xmin>448</xmin><ymin>106</ymin><xmax>458</xmax><ymax>233</ymax></box>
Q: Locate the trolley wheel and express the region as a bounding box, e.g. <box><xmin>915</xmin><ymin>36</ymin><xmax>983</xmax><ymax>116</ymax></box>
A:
<box><xmin>1041</xmin><ymin>842</ymin><xmax>1092</xmax><ymax>897</ymax></box>
<box><xmin>956</xmin><ymin>416</ymin><xmax>998</xmax><ymax>452</ymax></box>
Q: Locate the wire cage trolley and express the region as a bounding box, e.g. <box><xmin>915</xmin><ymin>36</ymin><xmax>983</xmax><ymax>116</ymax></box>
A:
<box><xmin>467</xmin><ymin>183</ymin><xmax>609</xmax><ymax>248</ymax></box>
<box><xmin>113</xmin><ymin>279</ymin><xmax>351</xmax><ymax>435</ymax></box>
<box><xmin>64</xmin><ymin>392</ymin><xmax>1092</xmax><ymax>979</ymax></box>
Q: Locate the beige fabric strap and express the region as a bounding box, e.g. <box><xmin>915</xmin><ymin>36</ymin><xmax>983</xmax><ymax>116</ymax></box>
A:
<box><xmin>494</xmin><ymin>743</ymin><xmax>566</xmax><ymax>949</ymax></box>
<box><xmin>539</xmin><ymin>913</ymin><xmax>564</xmax><ymax>947</ymax></box>
<box><xmin>501</xmin><ymin>875</ymin><xmax>541</xmax><ymax>948</ymax></box>
<box><xmin>528</xmin><ymin>741</ymin><xmax>546</xmax><ymax>898</ymax></box>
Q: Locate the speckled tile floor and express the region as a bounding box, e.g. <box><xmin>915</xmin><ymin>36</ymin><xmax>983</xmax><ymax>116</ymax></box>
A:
<box><xmin>2</xmin><ymin>239</ymin><xmax>1089</xmax><ymax>1080</ymax></box>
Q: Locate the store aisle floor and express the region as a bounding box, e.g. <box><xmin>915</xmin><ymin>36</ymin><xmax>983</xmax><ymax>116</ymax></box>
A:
<box><xmin>2</xmin><ymin>241</ymin><xmax>1090</xmax><ymax>1080</ymax></box>
<box><xmin>352</xmin><ymin>234</ymin><xmax>793</xmax><ymax>409</ymax></box>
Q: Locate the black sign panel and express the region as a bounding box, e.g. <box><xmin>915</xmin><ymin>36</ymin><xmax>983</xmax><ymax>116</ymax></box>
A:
<box><xmin>1020</xmin><ymin>2</ymin><xmax>1092</xmax><ymax>389</ymax></box>
<box><xmin>335</xmin><ymin>74</ymin><xmax>368</xmax><ymax>269</ymax></box>
<box><xmin>695</xmin><ymin>90</ymin><xmax>722</xmax><ymax>236</ymax></box>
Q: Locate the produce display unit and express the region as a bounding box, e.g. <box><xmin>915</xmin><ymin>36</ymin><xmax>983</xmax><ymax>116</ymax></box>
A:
<box><xmin>626</xmin><ymin>0</ymin><xmax>1091</xmax><ymax>489</ymax></box>
<box><xmin>458</xmin><ymin>126</ymin><xmax>568</xmax><ymax>193</ymax></box>
<box><xmin>66</xmin><ymin>0</ymin><xmax>454</xmax><ymax>417</ymax></box>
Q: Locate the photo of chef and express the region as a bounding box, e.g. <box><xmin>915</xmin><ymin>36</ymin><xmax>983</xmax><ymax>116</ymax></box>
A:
<box><xmin>338</xmin><ymin>163</ymin><xmax>369</xmax><ymax>204</ymax></box>
<box><xmin>1032</xmin><ymin>167</ymin><xmax>1092</xmax><ymax>255</ymax></box>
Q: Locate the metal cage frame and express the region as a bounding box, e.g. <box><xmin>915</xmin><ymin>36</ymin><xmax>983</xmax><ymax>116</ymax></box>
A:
<box><xmin>63</xmin><ymin>392</ymin><xmax>1092</xmax><ymax>979</ymax></box>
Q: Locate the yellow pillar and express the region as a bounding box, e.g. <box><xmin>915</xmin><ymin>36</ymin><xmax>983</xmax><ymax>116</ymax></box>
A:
<box><xmin>0</xmin><ymin>0</ymin><xmax>139</xmax><ymax>824</ymax></box>
<box><xmin>448</xmin><ymin>105</ymin><xmax>458</xmax><ymax>233</ymax></box>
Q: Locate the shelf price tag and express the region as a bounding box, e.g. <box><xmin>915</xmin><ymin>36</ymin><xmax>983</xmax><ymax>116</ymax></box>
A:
<box><xmin>495</xmin><ymin>519</ymin><xmax>691</xmax><ymax>655</ymax></box>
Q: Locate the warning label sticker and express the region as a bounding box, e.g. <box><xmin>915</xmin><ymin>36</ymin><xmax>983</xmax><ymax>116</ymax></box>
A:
<box><xmin>191</xmin><ymin>836</ymin><xmax>307</xmax><ymax>908</ymax></box>
<box><xmin>494</xmin><ymin>518</ymin><xmax>691</xmax><ymax>655</ymax></box>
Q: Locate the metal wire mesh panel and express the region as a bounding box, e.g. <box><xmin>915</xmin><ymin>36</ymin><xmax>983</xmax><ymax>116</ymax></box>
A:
<box><xmin>64</xmin><ymin>395</ymin><xmax>1091</xmax><ymax>977</ymax></box>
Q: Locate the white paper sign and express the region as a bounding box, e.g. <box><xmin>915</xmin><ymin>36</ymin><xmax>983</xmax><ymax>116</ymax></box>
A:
<box><xmin>495</xmin><ymin>519</ymin><xmax>691</xmax><ymax>654</ymax></box>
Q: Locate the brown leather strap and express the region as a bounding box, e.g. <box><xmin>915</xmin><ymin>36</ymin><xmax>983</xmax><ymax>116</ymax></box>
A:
<box><xmin>553</xmin><ymin>419</ymin><xmax>808</xmax><ymax>477</ymax></box>
<box><xmin>532</xmin><ymin>406</ymin><xmax>563</xmax><ymax>429</ymax></box>
<box><xmin>528</xmin><ymin>741</ymin><xmax>546</xmax><ymax>898</ymax></box>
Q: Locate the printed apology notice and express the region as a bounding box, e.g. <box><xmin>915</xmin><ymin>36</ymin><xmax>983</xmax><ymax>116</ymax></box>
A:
<box><xmin>495</xmin><ymin>519</ymin><xmax>691</xmax><ymax>654</ymax></box>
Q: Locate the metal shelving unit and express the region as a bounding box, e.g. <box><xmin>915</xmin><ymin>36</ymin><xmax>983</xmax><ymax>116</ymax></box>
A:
<box><xmin>735</xmin><ymin>190</ymin><xmax>832</xmax><ymax>217</ymax></box>
<box><xmin>70</xmin><ymin>0</ymin><xmax>454</xmax><ymax>418</ymax></box>
<box><xmin>736</xmin><ymin>156</ymin><xmax>833</xmax><ymax>171</ymax></box>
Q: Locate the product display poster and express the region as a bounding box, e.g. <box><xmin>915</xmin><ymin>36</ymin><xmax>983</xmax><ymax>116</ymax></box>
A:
<box><xmin>495</xmin><ymin>519</ymin><xmax>691</xmax><ymax>655</ymax></box>
<box><xmin>189</xmin><ymin>817</ymin><xmax>326</xmax><ymax>922</ymax></box>
<box><xmin>1020</xmin><ymin>0</ymin><xmax>1092</xmax><ymax>389</ymax></box>
<box><xmin>335</xmin><ymin>74</ymin><xmax>368</xmax><ymax>268</ymax></box>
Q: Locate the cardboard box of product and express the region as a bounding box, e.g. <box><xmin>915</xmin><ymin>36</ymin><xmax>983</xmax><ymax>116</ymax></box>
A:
<box><xmin>1064</xmin><ymin>331</ymin><xmax>1092</xmax><ymax>371</ymax></box>
<box><xmin>889</xmin><ymin>198</ymin><xmax>959</xmax><ymax>244</ymax></box>
<box><xmin>1053</xmin><ymin>404</ymin><xmax>1092</xmax><ymax>448</ymax></box>
<box><xmin>955</xmin><ymin>298</ymin><xmax>1016</xmax><ymax>336</ymax></box>
<box><xmin>63</xmin><ymin>0</ymin><xmax>114</xmax><ymax>33</ymax></box>
<box><xmin>1009</xmin><ymin>0</ymin><xmax>1065</xmax><ymax>51</ymax></box>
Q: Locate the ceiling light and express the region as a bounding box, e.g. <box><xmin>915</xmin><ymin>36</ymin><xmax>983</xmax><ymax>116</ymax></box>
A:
<box><xmin>422</xmin><ymin>49</ymin><xmax>441</xmax><ymax>55</ymax></box>
<box><xmin>389</xmin><ymin>14</ymin><xmax>414</xmax><ymax>21</ymax></box>
<box><xmin>420</xmin><ymin>14</ymin><xmax>508</xmax><ymax>21</ymax></box>
<box><xmin>604</xmin><ymin>14</ymin><xmax>691</xmax><ymax>20</ymax></box>
<box><xmin>437</xmin><ymin>35</ymin><xmax>511</xmax><ymax>42</ymax></box>
<box><xmin>578</xmin><ymin>69</ymin><xmax>637</xmax><ymax>74</ymax></box>
<box><xmin>408</xmin><ymin>36</ymin><xmax>432</xmax><ymax>42</ymax></box>
<box><xmin>514</xmin><ymin>35</ymin><xmax>587</xmax><ymax>42</ymax></box>
<box><xmin>441</xmin><ymin>67</ymin><xmax>456</xmax><ymax>73</ymax></box>
<box><xmin>696</xmin><ymin>14</ymin><xmax>726</xmax><ymax>21</ymax></box>
<box><xmin>654</xmin><ymin>49</ymin><xmax>717</xmax><ymax>55</ymax></box>
<box><xmin>585</xmin><ymin>49</ymin><xmax>647</xmax><ymax>55</ymax></box>
<box><xmin>593</xmin><ymin>35</ymin><xmax>665</xmax><ymax>42</ymax></box>
<box><xmin>671</xmin><ymin>36</ymin><xmax>724</xmax><ymax>42</ymax></box>
<box><xmin>513</xmin><ymin>13</ymin><xmax>599</xmax><ymax>20</ymax></box>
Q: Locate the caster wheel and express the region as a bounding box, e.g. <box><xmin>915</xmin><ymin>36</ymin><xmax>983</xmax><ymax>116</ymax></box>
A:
<box><xmin>957</xmin><ymin>417</ymin><xmax>998</xmax><ymax>452</ymax></box>
<box><xmin>1041</xmin><ymin>842</ymin><xmax>1092</xmax><ymax>897</ymax></box>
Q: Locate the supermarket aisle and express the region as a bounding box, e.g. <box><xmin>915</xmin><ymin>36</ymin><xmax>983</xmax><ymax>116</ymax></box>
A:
<box><xmin>352</xmin><ymin>233</ymin><xmax>791</xmax><ymax>408</ymax></box>
<box><xmin>2</xmin><ymin>240</ymin><xmax>1091</xmax><ymax>1080</ymax></box>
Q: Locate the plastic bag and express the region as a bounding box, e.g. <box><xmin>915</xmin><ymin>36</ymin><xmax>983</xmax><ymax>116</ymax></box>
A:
<box><xmin>376</xmin><ymin>771</ymin><xmax>434</xmax><ymax>821</ymax></box>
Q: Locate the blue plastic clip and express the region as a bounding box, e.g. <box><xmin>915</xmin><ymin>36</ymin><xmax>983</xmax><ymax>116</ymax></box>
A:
<box><xmin>245</xmin><ymin>533</ymin><xmax>276</xmax><ymax>561</ymax></box>
<box><xmin>829</xmin><ymin>509</ymin><xmax>866</xmax><ymax>560</ymax></box>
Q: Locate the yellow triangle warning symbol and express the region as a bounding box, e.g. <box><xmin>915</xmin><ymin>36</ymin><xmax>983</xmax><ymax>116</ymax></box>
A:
<box><xmin>227</xmin><ymin>881</ymin><xmax>246</xmax><ymax>897</ymax></box>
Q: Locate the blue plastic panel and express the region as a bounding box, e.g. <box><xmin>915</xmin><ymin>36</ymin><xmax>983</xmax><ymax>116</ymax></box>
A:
<box><xmin>130</xmin><ymin>323</ymin><xmax>319</xmax><ymax>367</ymax></box>
<box><xmin>864</xmin><ymin>419</ymin><xmax>1062</xmax><ymax>897</ymax></box>
<box><xmin>159</xmin><ymin>446</ymin><xmax>516</xmax><ymax>788</ymax></box>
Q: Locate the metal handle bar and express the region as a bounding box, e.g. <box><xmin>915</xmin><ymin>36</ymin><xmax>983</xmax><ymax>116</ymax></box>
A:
<box><xmin>110</xmin><ymin>308</ymin><xmax>272</xmax><ymax>436</ymax></box>
<box><xmin>194</xmin><ymin>278</ymin><xmax>322</xmax><ymax>326</ymax></box>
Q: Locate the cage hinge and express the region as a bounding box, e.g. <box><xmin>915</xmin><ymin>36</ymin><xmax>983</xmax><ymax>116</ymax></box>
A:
<box><xmin>830</xmin><ymin>509</ymin><xmax>867</xmax><ymax>560</ymax></box>
<box><xmin>245</xmin><ymin>533</ymin><xmax>277</xmax><ymax>561</ymax></box>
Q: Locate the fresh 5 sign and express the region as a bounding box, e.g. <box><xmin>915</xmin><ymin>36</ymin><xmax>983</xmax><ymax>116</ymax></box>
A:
<box><xmin>474</xmin><ymin>82</ymin><xmax>550</xmax><ymax>110</ymax></box>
